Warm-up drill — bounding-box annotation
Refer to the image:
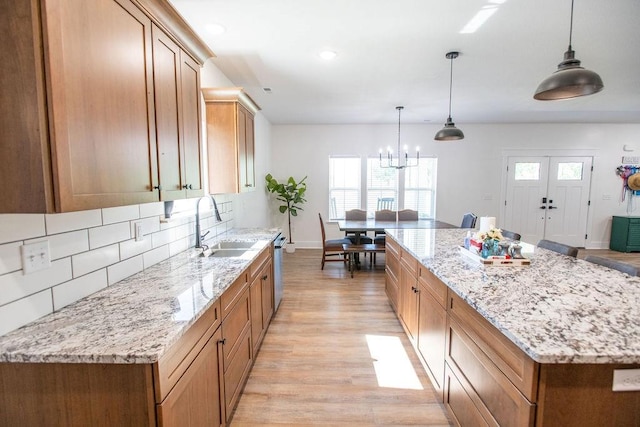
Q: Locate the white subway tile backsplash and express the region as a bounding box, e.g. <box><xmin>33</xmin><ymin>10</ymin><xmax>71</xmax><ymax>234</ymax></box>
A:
<box><xmin>169</xmin><ymin>237</ymin><xmax>189</xmax><ymax>257</ymax></box>
<box><xmin>140</xmin><ymin>202</ymin><xmax>165</xmax><ymax>218</ymax></box>
<box><xmin>151</xmin><ymin>229</ymin><xmax>174</xmax><ymax>248</ymax></box>
<box><xmin>107</xmin><ymin>255</ymin><xmax>143</xmax><ymax>285</ymax></box>
<box><xmin>52</xmin><ymin>270</ymin><xmax>107</xmax><ymax>311</ymax></box>
<box><xmin>120</xmin><ymin>237</ymin><xmax>153</xmax><ymax>260</ymax></box>
<box><xmin>102</xmin><ymin>205</ymin><xmax>139</xmax><ymax>225</ymax></box>
<box><xmin>37</xmin><ymin>230</ymin><xmax>89</xmax><ymax>260</ymax></box>
<box><xmin>0</xmin><ymin>258</ymin><xmax>72</xmax><ymax>306</ymax></box>
<box><xmin>0</xmin><ymin>242</ymin><xmax>22</xmax><ymax>275</ymax></box>
<box><xmin>0</xmin><ymin>214</ymin><xmax>46</xmax><ymax>244</ymax></box>
<box><xmin>72</xmin><ymin>244</ymin><xmax>119</xmax><ymax>277</ymax></box>
<box><xmin>143</xmin><ymin>245</ymin><xmax>170</xmax><ymax>269</ymax></box>
<box><xmin>46</xmin><ymin>210</ymin><xmax>102</xmax><ymax>235</ymax></box>
<box><xmin>0</xmin><ymin>290</ymin><xmax>53</xmax><ymax>336</ymax></box>
<box><xmin>89</xmin><ymin>222</ymin><xmax>131</xmax><ymax>249</ymax></box>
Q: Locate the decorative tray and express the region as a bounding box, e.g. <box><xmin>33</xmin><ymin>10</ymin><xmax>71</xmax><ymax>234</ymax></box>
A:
<box><xmin>458</xmin><ymin>246</ymin><xmax>531</xmax><ymax>267</ymax></box>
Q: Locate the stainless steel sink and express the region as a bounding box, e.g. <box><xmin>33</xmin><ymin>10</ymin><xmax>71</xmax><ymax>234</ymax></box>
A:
<box><xmin>211</xmin><ymin>241</ymin><xmax>259</xmax><ymax>250</ymax></box>
<box><xmin>209</xmin><ymin>248</ymin><xmax>255</xmax><ymax>258</ymax></box>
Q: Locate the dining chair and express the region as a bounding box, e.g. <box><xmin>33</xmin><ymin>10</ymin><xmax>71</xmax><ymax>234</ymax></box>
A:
<box><xmin>344</xmin><ymin>209</ymin><xmax>373</xmax><ymax>244</ymax></box>
<box><xmin>377</xmin><ymin>197</ymin><xmax>394</xmax><ymax>210</ymax></box>
<box><xmin>584</xmin><ymin>255</ymin><xmax>639</xmax><ymax>276</ymax></box>
<box><xmin>537</xmin><ymin>239</ymin><xmax>579</xmax><ymax>258</ymax></box>
<box><xmin>397</xmin><ymin>209</ymin><xmax>418</xmax><ymax>221</ymax></box>
<box><xmin>373</xmin><ymin>209</ymin><xmax>397</xmax><ymax>248</ymax></box>
<box><xmin>318</xmin><ymin>213</ymin><xmax>351</xmax><ymax>269</ymax></box>
<box><xmin>461</xmin><ymin>212</ymin><xmax>477</xmax><ymax>228</ymax></box>
<box><xmin>500</xmin><ymin>229</ymin><xmax>521</xmax><ymax>241</ymax></box>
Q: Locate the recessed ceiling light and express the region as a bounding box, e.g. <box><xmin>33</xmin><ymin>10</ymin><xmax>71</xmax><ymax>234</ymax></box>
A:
<box><xmin>319</xmin><ymin>50</ymin><xmax>337</xmax><ymax>60</ymax></box>
<box><xmin>205</xmin><ymin>23</ymin><xmax>226</xmax><ymax>35</ymax></box>
<box><xmin>262</xmin><ymin>87</ymin><xmax>273</xmax><ymax>94</ymax></box>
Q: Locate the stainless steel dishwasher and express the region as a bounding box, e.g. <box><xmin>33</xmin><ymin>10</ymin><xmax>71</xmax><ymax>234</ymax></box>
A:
<box><xmin>273</xmin><ymin>233</ymin><xmax>286</xmax><ymax>310</ymax></box>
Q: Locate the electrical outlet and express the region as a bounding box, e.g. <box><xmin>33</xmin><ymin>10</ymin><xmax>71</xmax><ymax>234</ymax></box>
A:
<box><xmin>21</xmin><ymin>241</ymin><xmax>51</xmax><ymax>275</ymax></box>
<box><xmin>134</xmin><ymin>222</ymin><xmax>144</xmax><ymax>242</ymax></box>
<box><xmin>613</xmin><ymin>369</ymin><xmax>640</xmax><ymax>391</ymax></box>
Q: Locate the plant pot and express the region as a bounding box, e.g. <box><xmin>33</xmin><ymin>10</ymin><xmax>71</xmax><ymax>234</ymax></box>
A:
<box><xmin>285</xmin><ymin>242</ymin><xmax>296</xmax><ymax>253</ymax></box>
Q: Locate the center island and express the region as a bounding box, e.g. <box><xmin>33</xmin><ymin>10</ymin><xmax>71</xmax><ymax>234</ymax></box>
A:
<box><xmin>384</xmin><ymin>228</ymin><xmax>640</xmax><ymax>427</ymax></box>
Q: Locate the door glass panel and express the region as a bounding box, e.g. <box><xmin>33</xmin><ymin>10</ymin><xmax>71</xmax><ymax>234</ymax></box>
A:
<box><xmin>514</xmin><ymin>163</ymin><xmax>540</xmax><ymax>180</ymax></box>
<box><xmin>557</xmin><ymin>162</ymin><xmax>583</xmax><ymax>180</ymax></box>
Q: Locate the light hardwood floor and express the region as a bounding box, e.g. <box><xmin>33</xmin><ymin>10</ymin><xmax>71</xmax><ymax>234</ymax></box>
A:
<box><xmin>230</xmin><ymin>249</ymin><xmax>452</xmax><ymax>426</ymax></box>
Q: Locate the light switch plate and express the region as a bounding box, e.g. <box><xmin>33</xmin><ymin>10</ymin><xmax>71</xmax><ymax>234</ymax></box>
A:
<box><xmin>613</xmin><ymin>368</ymin><xmax>640</xmax><ymax>391</ymax></box>
<box><xmin>21</xmin><ymin>240</ymin><xmax>51</xmax><ymax>275</ymax></box>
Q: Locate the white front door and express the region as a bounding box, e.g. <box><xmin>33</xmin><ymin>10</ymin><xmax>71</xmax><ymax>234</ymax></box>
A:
<box><xmin>503</xmin><ymin>156</ymin><xmax>592</xmax><ymax>247</ymax></box>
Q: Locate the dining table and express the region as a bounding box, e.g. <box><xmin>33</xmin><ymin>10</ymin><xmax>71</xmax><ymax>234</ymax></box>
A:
<box><xmin>337</xmin><ymin>218</ymin><xmax>458</xmax><ymax>244</ymax></box>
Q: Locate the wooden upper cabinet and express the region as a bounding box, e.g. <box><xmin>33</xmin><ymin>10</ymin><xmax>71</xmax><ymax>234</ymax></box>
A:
<box><xmin>152</xmin><ymin>25</ymin><xmax>203</xmax><ymax>201</ymax></box>
<box><xmin>202</xmin><ymin>88</ymin><xmax>260</xmax><ymax>194</ymax></box>
<box><xmin>0</xmin><ymin>0</ymin><xmax>213</xmax><ymax>213</ymax></box>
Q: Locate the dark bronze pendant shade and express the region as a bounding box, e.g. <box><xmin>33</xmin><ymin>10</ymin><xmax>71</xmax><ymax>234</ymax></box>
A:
<box><xmin>435</xmin><ymin>51</ymin><xmax>464</xmax><ymax>141</ymax></box>
<box><xmin>533</xmin><ymin>0</ymin><xmax>603</xmax><ymax>100</ymax></box>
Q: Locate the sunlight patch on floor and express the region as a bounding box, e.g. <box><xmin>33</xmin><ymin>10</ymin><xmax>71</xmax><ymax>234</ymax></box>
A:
<box><xmin>365</xmin><ymin>334</ymin><xmax>423</xmax><ymax>390</ymax></box>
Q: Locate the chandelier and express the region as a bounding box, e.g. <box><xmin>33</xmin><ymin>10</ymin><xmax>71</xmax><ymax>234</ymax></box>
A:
<box><xmin>379</xmin><ymin>106</ymin><xmax>420</xmax><ymax>169</ymax></box>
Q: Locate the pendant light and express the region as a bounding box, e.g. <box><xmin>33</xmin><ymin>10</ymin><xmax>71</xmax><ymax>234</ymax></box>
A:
<box><xmin>434</xmin><ymin>51</ymin><xmax>464</xmax><ymax>141</ymax></box>
<box><xmin>533</xmin><ymin>0</ymin><xmax>603</xmax><ymax>100</ymax></box>
<box><xmin>379</xmin><ymin>106</ymin><xmax>420</xmax><ymax>169</ymax></box>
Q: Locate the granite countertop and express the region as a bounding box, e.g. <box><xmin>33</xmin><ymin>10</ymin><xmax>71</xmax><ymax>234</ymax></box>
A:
<box><xmin>386</xmin><ymin>228</ymin><xmax>640</xmax><ymax>364</ymax></box>
<box><xmin>0</xmin><ymin>228</ymin><xmax>281</xmax><ymax>364</ymax></box>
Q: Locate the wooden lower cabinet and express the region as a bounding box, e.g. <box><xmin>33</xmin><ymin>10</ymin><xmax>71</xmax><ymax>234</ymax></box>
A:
<box><xmin>221</xmin><ymin>285</ymin><xmax>253</xmax><ymax>423</ymax></box>
<box><xmin>417</xmin><ymin>273</ymin><xmax>447</xmax><ymax>395</ymax></box>
<box><xmin>0</xmin><ymin>251</ymin><xmax>275</xmax><ymax>426</ymax></box>
<box><xmin>399</xmin><ymin>255</ymin><xmax>419</xmax><ymax>342</ymax></box>
<box><xmin>251</xmin><ymin>259</ymin><xmax>274</xmax><ymax>353</ymax></box>
<box><xmin>157</xmin><ymin>328</ymin><xmax>224</xmax><ymax>427</ymax></box>
<box><xmin>385</xmin><ymin>239</ymin><xmax>400</xmax><ymax>312</ymax></box>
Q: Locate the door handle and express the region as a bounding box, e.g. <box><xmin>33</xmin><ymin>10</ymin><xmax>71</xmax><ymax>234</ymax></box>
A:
<box><xmin>548</xmin><ymin>206</ymin><xmax>557</xmax><ymax>210</ymax></box>
<box><xmin>542</xmin><ymin>197</ymin><xmax>547</xmax><ymax>203</ymax></box>
<box><xmin>540</xmin><ymin>206</ymin><xmax>547</xmax><ymax>209</ymax></box>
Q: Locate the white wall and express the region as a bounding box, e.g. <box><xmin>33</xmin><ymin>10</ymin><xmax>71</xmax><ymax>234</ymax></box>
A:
<box><xmin>271</xmin><ymin>123</ymin><xmax>640</xmax><ymax>248</ymax></box>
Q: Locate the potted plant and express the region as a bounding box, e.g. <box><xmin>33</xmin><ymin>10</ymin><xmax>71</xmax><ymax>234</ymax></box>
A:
<box><xmin>265</xmin><ymin>174</ymin><xmax>307</xmax><ymax>253</ymax></box>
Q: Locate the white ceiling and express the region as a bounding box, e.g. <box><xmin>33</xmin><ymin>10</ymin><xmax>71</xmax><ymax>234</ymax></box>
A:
<box><xmin>170</xmin><ymin>0</ymin><xmax>640</xmax><ymax>125</ymax></box>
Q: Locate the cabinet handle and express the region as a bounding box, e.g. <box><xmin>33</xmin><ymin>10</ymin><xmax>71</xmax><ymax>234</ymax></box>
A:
<box><xmin>411</xmin><ymin>286</ymin><xmax>419</xmax><ymax>293</ymax></box>
<box><xmin>218</xmin><ymin>338</ymin><xmax>226</xmax><ymax>345</ymax></box>
<box><xmin>262</xmin><ymin>274</ymin><xmax>268</xmax><ymax>281</ymax></box>
<box><xmin>183</xmin><ymin>184</ymin><xmax>193</xmax><ymax>190</ymax></box>
<box><xmin>153</xmin><ymin>185</ymin><xmax>162</xmax><ymax>191</ymax></box>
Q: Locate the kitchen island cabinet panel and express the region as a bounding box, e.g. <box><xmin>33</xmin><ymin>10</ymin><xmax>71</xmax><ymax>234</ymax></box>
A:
<box><xmin>384</xmin><ymin>239</ymin><xmax>400</xmax><ymax>312</ymax></box>
<box><xmin>417</xmin><ymin>273</ymin><xmax>447</xmax><ymax>395</ymax></box>
<box><xmin>0</xmin><ymin>362</ymin><xmax>156</xmax><ymax>426</ymax></box>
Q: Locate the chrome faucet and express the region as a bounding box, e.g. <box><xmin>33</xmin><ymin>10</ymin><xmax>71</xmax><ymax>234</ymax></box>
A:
<box><xmin>195</xmin><ymin>196</ymin><xmax>213</xmax><ymax>249</ymax></box>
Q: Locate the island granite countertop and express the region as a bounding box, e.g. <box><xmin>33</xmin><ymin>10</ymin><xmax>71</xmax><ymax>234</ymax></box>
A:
<box><xmin>386</xmin><ymin>228</ymin><xmax>640</xmax><ymax>364</ymax></box>
<box><xmin>0</xmin><ymin>228</ymin><xmax>280</xmax><ymax>365</ymax></box>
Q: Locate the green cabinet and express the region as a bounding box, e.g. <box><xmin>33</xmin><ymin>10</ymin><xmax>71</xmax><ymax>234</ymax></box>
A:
<box><xmin>610</xmin><ymin>216</ymin><xmax>640</xmax><ymax>252</ymax></box>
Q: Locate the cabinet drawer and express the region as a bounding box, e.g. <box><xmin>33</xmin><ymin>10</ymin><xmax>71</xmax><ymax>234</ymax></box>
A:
<box><xmin>222</xmin><ymin>287</ymin><xmax>251</xmax><ymax>369</ymax></box>
<box><xmin>447</xmin><ymin>319</ymin><xmax>535</xmax><ymax>427</ymax></box>
<box><xmin>386</xmin><ymin>248</ymin><xmax>400</xmax><ymax>283</ymax></box>
<box><xmin>248</xmin><ymin>247</ymin><xmax>269</xmax><ymax>281</ymax></box>
<box><xmin>223</xmin><ymin>326</ymin><xmax>252</xmax><ymax>422</ymax></box>
<box><xmin>221</xmin><ymin>272</ymin><xmax>249</xmax><ymax>320</ymax></box>
<box><xmin>400</xmin><ymin>251</ymin><xmax>419</xmax><ymax>277</ymax></box>
<box><xmin>448</xmin><ymin>292</ymin><xmax>538</xmax><ymax>401</ymax></box>
<box><xmin>154</xmin><ymin>299</ymin><xmax>221</xmax><ymax>403</ymax></box>
<box><xmin>385</xmin><ymin>272</ymin><xmax>399</xmax><ymax>313</ymax></box>
<box><xmin>418</xmin><ymin>266</ymin><xmax>447</xmax><ymax>308</ymax></box>
<box><xmin>444</xmin><ymin>363</ymin><xmax>492</xmax><ymax>427</ymax></box>
<box><xmin>386</xmin><ymin>238</ymin><xmax>400</xmax><ymax>260</ymax></box>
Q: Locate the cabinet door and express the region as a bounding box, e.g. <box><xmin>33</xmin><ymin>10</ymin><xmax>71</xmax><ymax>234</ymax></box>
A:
<box><xmin>250</xmin><ymin>271</ymin><xmax>264</xmax><ymax>351</ymax></box>
<box><xmin>157</xmin><ymin>328</ymin><xmax>224</xmax><ymax>427</ymax></box>
<box><xmin>152</xmin><ymin>26</ymin><xmax>184</xmax><ymax>201</ymax></box>
<box><xmin>239</xmin><ymin>106</ymin><xmax>256</xmax><ymax>192</ymax></box>
<box><xmin>43</xmin><ymin>0</ymin><xmax>159</xmax><ymax>211</ymax></box>
<box><xmin>261</xmin><ymin>260</ymin><xmax>274</xmax><ymax>327</ymax></box>
<box><xmin>399</xmin><ymin>258</ymin><xmax>419</xmax><ymax>342</ymax></box>
<box><xmin>417</xmin><ymin>283</ymin><xmax>447</xmax><ymax>394</ymax></box>
<box><xmin>152</xmin><ymin>26</ymin><xmax>203</xmax><ymax>201</ymax></box>
<box><xmin>179</xmin><ymin>52</ymin><xmax>204</xmax><ymax>198</ymax></box>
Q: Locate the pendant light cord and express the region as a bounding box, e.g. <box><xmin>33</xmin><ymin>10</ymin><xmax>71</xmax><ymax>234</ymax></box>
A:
<box><xmin>448</xmin><ymin>56</ymin><xmax>454</xmax><ymax>118</ymax></box>
<box><xmin>396</xmin><ymin>106</ymin><xmax>402</xmax><ymax>153</ymax></box>
<box><xmin>568</xmin><ymin>0</ymin><xmax>574</xmax><ymax>49</ymax></box>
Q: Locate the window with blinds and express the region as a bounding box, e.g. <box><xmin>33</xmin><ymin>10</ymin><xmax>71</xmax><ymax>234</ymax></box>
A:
<box><xmin>329</xmin><ymin>156</ymin><xmax>360</xmax><ymax>220</ymax></box>
<box><xmin>328</xmin><ymin>156</ymin><xmax>437</xmax><ymax>220</ymax></box>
